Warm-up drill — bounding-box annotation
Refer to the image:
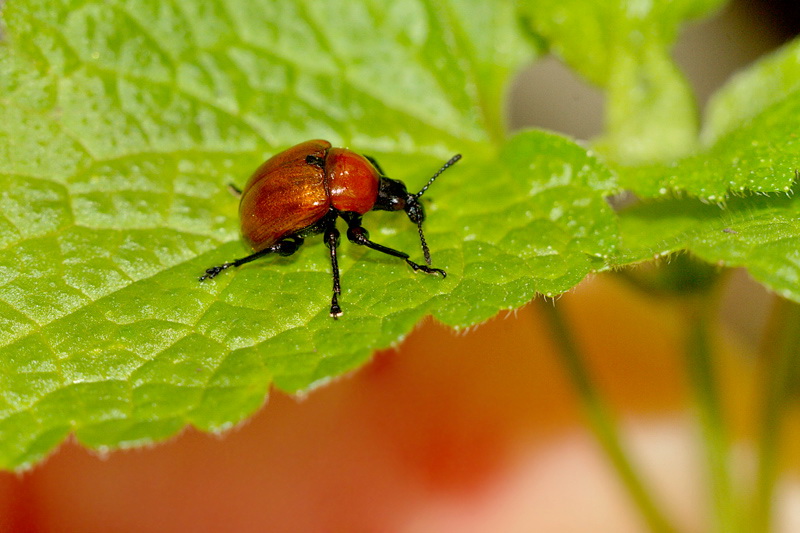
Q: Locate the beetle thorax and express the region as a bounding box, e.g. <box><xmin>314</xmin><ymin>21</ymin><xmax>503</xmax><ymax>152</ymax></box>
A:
<box><xmin>326</xmin><ymin>148</ymin><xmax>381</xmax><ymax>214</ymax></box>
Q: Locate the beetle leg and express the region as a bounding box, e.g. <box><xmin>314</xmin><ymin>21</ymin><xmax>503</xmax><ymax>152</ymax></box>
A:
<box><xmin>199</xmin><ymin>237</ymin><xmax>303</xmax><ymax>281</ymax></box>
<box><xmin>324</xmin><ymin>223</ymin><xmax>343</xmax><ymax>318</ymax></box>
<box><xmin>273</xmin><ymin>236</ymin><xmax>304</xmax><ymax>257</ymax></box>
<box><xmin>343</xmin><ymin>217</ymin><xmax>446</xmax><ymax>278</ymax></box>
<box><xmin>227</xmin><ymin>183</ymin><xmax>243</xmax><ymax>197</ymax></box>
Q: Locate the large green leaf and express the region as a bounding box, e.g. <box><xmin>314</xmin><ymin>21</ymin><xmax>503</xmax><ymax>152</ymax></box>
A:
<box><xmin>0</xmin><ymin>0</ymin><xmax>625</xmax><ymax>470</ymax></box>
<box><xmin>4</xmin><ymin>0</ymin><xmax>799</xmax><ymax>474</ymax></box>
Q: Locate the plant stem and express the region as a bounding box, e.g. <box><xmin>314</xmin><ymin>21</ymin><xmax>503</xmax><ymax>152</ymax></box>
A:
<box><xmin>537</xmin><ymin>299</ymin><xmax>681</xmax><ymax>533</ymax></box>
<box><xmin>684</xmin><ymin>300</ymin><xmax>737</xmax><ymax>533</ymax></box>
<box><xmin>750</xmin><ymin>297</ymin><xmax>800</xmax><ymax>532</ymax></box>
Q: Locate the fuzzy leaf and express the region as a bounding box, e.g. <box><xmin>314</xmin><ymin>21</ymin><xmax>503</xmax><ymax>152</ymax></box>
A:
<box><xmin>616</xmin><ymin>185</ymin><xmax>800</xmax><ymax>302</ymax></box>
<box><xmin>617</xmin><ymin>37</ymin><xmax>800</xmax><ymax>199</ymax></box>
<box><xmin>0</xmin><ymin>0</ymin><xmax>627</xmax><ymax>470</ymax></box>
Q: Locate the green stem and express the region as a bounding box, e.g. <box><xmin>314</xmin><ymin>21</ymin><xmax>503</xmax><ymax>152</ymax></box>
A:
<box><xmin>751</xmin><ymin>297</ymin><xmax>800</xmax><ymax>532</ymax></box>
<box><xmin>537</xmin><ymin>299</ymin><xmax>681</xmax><ymax>533</ymax></box>
<box><xmin>684</xmin><ymin>301</ymin><xmax>737</xmax><ymax>533</ymax></box>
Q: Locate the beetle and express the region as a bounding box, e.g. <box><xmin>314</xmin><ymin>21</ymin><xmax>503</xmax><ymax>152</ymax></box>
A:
<box><xmin>199</xmin><ymin>139</ymin><xmax>461</xmax><ymax>318</ymax></box>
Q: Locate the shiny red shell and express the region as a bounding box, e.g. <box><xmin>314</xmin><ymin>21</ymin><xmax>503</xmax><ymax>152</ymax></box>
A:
<box><xmin>238</xmin><ymin>140</ymin><xmax>381</xmax><ymax>252</ymax></box>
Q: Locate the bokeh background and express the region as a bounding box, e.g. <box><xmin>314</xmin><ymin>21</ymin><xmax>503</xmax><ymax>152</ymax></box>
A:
<box><xmin>1</xmin><ymin>1</ymin><xmax>799</xmax><ymax>531</ymax></box>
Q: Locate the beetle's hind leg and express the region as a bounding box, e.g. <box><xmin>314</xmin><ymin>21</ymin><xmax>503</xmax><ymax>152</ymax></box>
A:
<box><xmin>199</xmin><ymin>237</ymin><xmax>304</xmax><ymax>281</ymax></box>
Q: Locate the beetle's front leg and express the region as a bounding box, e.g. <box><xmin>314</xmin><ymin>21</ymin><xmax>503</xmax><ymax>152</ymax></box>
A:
<box><xmin>324</xmin><ymin>222</ymin><xmax>343</xmax><ymax>318</ymax></box>
<box><xmin>341</xmin><ymin>213</ymin><xmax>445</xmax><ymax>277</ymax></box>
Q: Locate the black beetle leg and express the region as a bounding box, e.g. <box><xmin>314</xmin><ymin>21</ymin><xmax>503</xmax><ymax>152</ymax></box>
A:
<box><xmin>324</xmin><ymin>221</ymin><xmax>343</xmax><ymax>318</ymax></box>
<box><xmin>342</xmin><ymin>214</ymin><xmax>446</xmax><ymax>278</ymax></box>
<box><xmin>227</xmin><ymin>183</ymin><xmax>243</xmax><ymax>197</ymax></box>
<box><xmin>199</xmin><ymin>236</ymin><xmax>304</xmax><ymax>281</ymax></box>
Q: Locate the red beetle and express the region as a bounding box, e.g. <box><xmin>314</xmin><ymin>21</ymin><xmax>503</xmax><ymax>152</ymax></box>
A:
<box><xmin>200</xmin><ymin>139</ymin><xmax>461</xmax><ymax>317</ymax></box>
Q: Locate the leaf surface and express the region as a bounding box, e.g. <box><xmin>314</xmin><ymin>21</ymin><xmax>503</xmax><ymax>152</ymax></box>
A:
<box><xmin>0</xmin><ymin>0</ymin><xmax>623</xmax><ymax>469</ymax></box>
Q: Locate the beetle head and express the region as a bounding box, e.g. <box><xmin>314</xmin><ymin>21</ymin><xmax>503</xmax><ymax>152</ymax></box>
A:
<box><xmin>374</xmin><ymin>154</ymin><xmax>461</xmax><ymax>265</ymax></box>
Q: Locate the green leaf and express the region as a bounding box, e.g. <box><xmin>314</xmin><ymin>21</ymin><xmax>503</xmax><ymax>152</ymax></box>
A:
<box><xmin>612</xmin><ymin>35</ymin><xmax>800</xmax><ymax>293</ymax></box>
<box><xmin>616</xmin><ymin>186</ymin><xmax>800</xmax><ymax>302</ymax></box>
<box><xmin>520</xmin><ymin>0</ymin><xmax>800</xmax><ymax>200</ymax></box>
<box><xmin>0</xmin><ymin>0</ymin><xmax>625</xmax><ymax>469</ymax></box>
<box><xmin>703</xmin><ymin>38</ymin><xmax>800</xmax><ymax>144</ymax></box>
<box><xmin>617</xmin><ymin>37</ymin><xmax>800</xmax><ymax>199</ymax></box>
<box><xmin>520</xmin><ymin>0</ymin><xmax>726</xmax><ymax>164</ymax></box>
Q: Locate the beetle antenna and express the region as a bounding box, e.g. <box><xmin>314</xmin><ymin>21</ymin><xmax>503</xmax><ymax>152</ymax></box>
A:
<box><xmin>411</xmin><ymin>153</ymin><xmax>460</xmax><ymax>264</ymax></box>
<box><xmin>413</xmin><ymin>154</ymin><xmax>462</xmax><ymax>198</ymax></box>
<box><xmin>417</xmin><ymin>219</ymin><xmax>432</xmax><ymax>265</ymax></box>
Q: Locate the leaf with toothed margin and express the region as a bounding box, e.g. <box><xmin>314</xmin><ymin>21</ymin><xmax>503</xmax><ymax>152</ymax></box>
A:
<box><xmin>615</xmin><ymin>182</ymin><xmax>800</xmax><ymax>302</ymax></box>
<box><xmin>1</xmin><ymin>0</ymin><xmax>621</xmax><ymax>471</ymax></box>
<box><xmin>610</xmin><ymin>35</ymin><xmax>800</xmax><ymax>301</ymax></box>
<box><xmin>615</xmin><ymin>37</ymin><xmax>800</xmax><ymax>199</ymax></box>
<box><xmin>615</xmin><ymin>90</ymin><xmax>800</xmax><ymax>200</ymax></box>
<box><xmin>521</xmin><ymin>0</ymin><xmax>800</xmax><ymax>203</ymax></box>
<box><xmin>7</xmin><ymin>0</ymin><xmax>799</xmax><ymax>474</ymax></box>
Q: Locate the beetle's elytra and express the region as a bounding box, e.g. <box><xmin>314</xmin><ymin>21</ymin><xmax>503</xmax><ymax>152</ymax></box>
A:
<box><xmin>200</xmin><ymin>139</ymin><xmax>461</xmax><ymax>318</ymax></box>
